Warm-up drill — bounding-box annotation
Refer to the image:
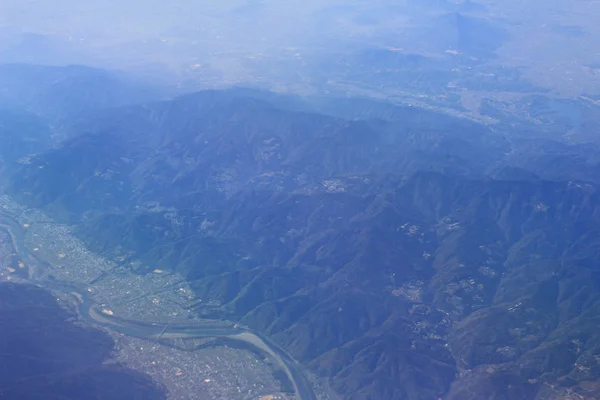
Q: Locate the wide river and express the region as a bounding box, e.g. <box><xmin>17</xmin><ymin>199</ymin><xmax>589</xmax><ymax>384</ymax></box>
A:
<box><xmin>0</xmin><ymin>208</ymin><xmax>317</xmax><ymax>400</ymax></box>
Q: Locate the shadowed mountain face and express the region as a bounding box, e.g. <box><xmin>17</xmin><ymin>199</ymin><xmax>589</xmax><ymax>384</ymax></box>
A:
<box><xmin>0</xmin><ymin>108</ymin><xmax>53</xmax><ymax>172</ymax></box>
<box><xmin>0</xmin><ymin>63</ymin><xmax>168</xmax><ymax>186</ymax></box>
<box><xmin>0</xmin><ymin>283</ymin><xmax>165</xmax><ymax>400</ymax></box>
<box><xmin>6</xmin><ymin>86</ymin><xmax>600</xmax><ymax>400</ymax></box>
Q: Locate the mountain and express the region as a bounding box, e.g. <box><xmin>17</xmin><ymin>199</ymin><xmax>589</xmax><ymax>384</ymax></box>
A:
<box><xmin>6</xmin><ymin>88</ymin><xmax>600</xmax><ymax>400</ymax></box>
<box><xmin>0</xmin><ymin>108</ymin><xmax>53</xmax><ymax>172</ymax></box>
<box><xmin>6</xmin><ymin>89</ymin><xmax>509</xmax><ymax>216</ymax></box>
<box><xmin>0</xmin><ymin>63</ymin><xmax>170</xmax><ymax>185</ymax></box>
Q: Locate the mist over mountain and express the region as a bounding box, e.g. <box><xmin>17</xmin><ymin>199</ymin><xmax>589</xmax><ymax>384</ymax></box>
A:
<box><xmin>3</xmin><ymin>0</ymin><xmax>600</xmax><ymax>99</ymax></box>
<box><xmin>2</xmin><ymin>66</ymin><xmax>600</xmax><ymax>399</ymax></box>
<box><xmin>3</xmin><ymin>0</ymin><xmax>600</xmax><ymax>398</ymax></box>
<box><xmin>0</xmin><ymin>63</ymin><xmax>169</xmax><ymax>179</ymax></box>
<box><xmin>0</xmin><ymin>63</ymin><xmax>168</xmax><ymax>123</ymax></box>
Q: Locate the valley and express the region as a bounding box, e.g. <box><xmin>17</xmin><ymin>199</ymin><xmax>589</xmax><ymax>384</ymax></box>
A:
<box><xmin>3</xmin><ymin>66</ymin><xmax>600</xmax><ymax>399</ymax></box>
<box><xmin>0</xmin><ymin>195</ymin><xmax>323</xmax><ymax>400</ymax></box>
<box><xmin>4</xmin><ymin>0</ymin><xmax>600</xmax><ymax>398</ymax></box>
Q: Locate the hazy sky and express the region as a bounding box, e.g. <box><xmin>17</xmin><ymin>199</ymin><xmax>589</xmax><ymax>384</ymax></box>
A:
<box><xmin>2</xmin><ymin>0</ymin><xmax>600</xmax><ymax>96</ymax></box>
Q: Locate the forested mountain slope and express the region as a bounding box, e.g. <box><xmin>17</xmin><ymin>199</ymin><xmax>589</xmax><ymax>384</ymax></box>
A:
<box><xmin>6</xmin><ymin>87</ymin><xmax>600</xmax><ymax>400</ymax></box>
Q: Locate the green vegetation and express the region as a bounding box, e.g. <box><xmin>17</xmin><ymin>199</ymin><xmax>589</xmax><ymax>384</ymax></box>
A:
<box><xmin>5</xmin><ymin>68</ymin><xmax>600</xmax><ymax>399</ymax></box>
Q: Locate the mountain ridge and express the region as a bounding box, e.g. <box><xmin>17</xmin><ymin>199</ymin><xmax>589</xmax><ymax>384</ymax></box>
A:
<box><xmin>5</xmin><ymin>84</ymin><xmax>600</xmax><ymax>399</ymax></box>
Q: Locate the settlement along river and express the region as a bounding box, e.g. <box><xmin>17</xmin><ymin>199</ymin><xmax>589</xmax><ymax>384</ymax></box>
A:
<box><xmin>0</xmin><ymin>207</ymin><xmax>317</xmax><ymax>400</ymax></box>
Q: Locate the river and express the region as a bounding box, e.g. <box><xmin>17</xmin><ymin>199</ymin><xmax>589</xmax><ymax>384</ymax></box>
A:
<box><xmin>0</xmin><ymin>208</ymin><xmax>317</xmax><ymax>400</ymax></box>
